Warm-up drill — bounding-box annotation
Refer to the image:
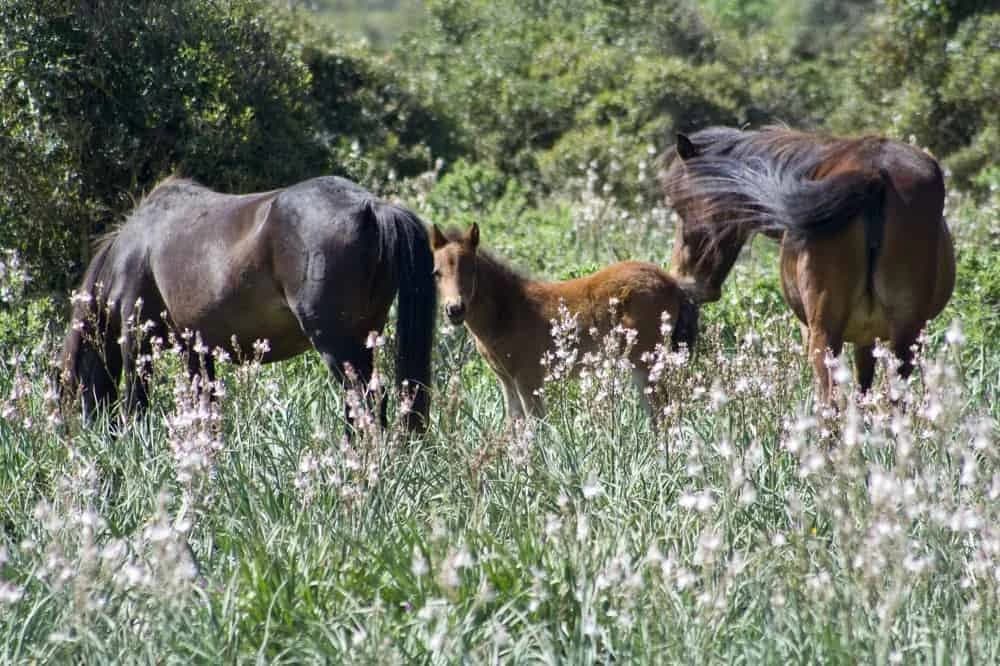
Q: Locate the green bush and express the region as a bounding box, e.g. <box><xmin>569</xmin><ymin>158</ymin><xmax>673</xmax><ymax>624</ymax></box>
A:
<box><xmin>831</xmin><ymin>2</ymin><xmax>999</xmax><ymax>189</ymax></box>
<box><xmin>0</xmin><ymin>0</ymin><xmax>321</xmax><ymax>285</ymax></box>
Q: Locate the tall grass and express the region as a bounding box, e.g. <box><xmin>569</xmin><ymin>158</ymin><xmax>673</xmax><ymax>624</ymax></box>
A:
<box><xmin>0</xmin><ymin>177</ymin><xmax>997</xmax><ymax>663</ymax></box>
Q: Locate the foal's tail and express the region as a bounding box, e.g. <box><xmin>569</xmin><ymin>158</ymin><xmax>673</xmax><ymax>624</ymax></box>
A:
<box><xmin>58</xmin><ymin>234</ymin><xmax>122</xmax><ymax>417</ymax></box>
<box><xmin>369</xmin><ymin>201</ymin><xmax>436</xmax><ymax>431</ymax></box>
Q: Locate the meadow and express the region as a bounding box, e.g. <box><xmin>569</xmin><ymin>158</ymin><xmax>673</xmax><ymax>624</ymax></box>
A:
<box><xmin>1</xmin><ymin>159</ymin><xmax>998</xmax><ymax>663</ymax></box>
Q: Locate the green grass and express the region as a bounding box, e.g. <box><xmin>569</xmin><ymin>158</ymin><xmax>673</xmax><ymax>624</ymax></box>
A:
<box><xmin>0</xmin><ymin>181</ymin><xmax>998</xmax><ymax>663</ymax></box>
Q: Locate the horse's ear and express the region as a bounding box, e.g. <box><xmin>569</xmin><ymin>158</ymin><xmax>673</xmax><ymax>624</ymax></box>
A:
<box><xmin>430</xmin><ymin>224</ymin><xmax>447</xmax><ymax>250</ymax></box>
<box><xmin>676</xmin><ymin>133</ymin><xmax>698</xmax><ymax>161</ymax></box>
<box><xmin>466</xmin><ymin>223</ymin><xmax>480</xmax><ymax>250</ymax></box>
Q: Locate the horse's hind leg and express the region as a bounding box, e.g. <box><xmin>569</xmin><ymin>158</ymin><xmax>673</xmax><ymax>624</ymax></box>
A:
<box><xmin>499</xmin><ymin>373</ymin><xmax>525</xmax><ymax>423</ymax></box>
<box><xmin>891</xmin><ymin>323</ymin><xmax>923</xmax><ymax>382</ymax></box>
<box><xmin>854</xmin><ymin>344</ymin><xmax>876</xmax><ymax>394</ymax></box>
<box><xmin>806</xmin><ymin>324</ymin><xmax>844</xmax><ymax>405</ymax></box>
<box><xmin>515</xmin><ymin>373</ymin><xmax>546</xmax><ymax>421</ymax></box>
<box><xmin>122</xmin><ymin>328</ymin><xmax>159</xmax><ymax>415</ymax></box>
<box><xmin>120</xmin><ymin>293</ymin><xmax>167</xmax><ymax>416</ymax></box>
<box><xmin>186</xmin><ymin>349</ymin><xmax>217</xmax><ymax>395</ymax></box>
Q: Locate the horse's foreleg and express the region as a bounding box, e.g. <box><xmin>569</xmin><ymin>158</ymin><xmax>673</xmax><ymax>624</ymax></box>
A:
<box><xmin>121</xmin><ymin>338</ymin><xmax>152</xmax><ymax>416</ymax></box>
<box><xmin>313</xmin><ymin>336</ymin><xmax>382</xmax><ymax>433</ymax></box>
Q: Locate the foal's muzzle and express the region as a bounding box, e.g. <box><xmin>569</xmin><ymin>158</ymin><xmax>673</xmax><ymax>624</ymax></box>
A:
<box><xmin>445</xmin><ymin>302</ymin><xmax>466</xmax><ymax>325</ymax></box>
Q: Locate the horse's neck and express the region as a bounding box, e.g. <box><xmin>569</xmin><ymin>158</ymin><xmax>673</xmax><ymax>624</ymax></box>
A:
<box><xmin>465</xmin><ymin>257</ymin><xmax>538</xmax><ymax>342</ymax></box>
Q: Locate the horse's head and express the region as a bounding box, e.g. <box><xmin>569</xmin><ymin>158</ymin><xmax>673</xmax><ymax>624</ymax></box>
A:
<box><xmin>664</xmin><ymin>133</ymin><xmax>752</xmax><ymax>304</ymax></box>
<box><xmin>430</xmin><ymin>223</ymin><xmax>479</xmax><ymax>325</ymax></box>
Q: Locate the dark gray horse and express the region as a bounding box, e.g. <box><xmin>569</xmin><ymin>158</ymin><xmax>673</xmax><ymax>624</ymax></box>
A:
<box><xmin>59</xmin><ymin>176</ymin><xmax>436</xmax><ymax>431</ymax></box>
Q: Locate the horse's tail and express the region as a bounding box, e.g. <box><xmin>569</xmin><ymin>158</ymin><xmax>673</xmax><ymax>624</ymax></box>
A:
<box><xmin>368</xmin><ymin>200</ymin><xmax>436</xmax><ymax>431</ymax></box>
<box><xmin>670</xmin><ymin>294</ymin><xmax>700</xmax><ymax>354</ymax></box>
<box><xmin>58</xmin><ymin>234</ymin><xmax>122</xmax><ymax>417</ymax></box>
<box><xmin>673</xmin><ymin>153</ymin><xmax>886</xmax><ymax>247</ymax></box>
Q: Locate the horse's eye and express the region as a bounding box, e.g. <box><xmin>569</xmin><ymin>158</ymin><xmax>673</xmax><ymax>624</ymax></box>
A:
<box><xmin>432</xmin><ymin>268</ymin><xmax>441</xmax><ymax>279</ymax></box>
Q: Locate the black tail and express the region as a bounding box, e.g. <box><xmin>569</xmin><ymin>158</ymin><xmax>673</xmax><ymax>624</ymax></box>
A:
<box><xmin>862</xmin><ymin>169</ymin><xmax>889</xmax><ymax>294</ymax></box>
<box><xmin>670</xmin><ymin>295</ymin><xmax>700</xmax><ymax>354</ymax></box>
<box><xmin>370</xmin><ymin>201</ymin><xmax>436</xmax><ymax>431</ymax></box>
<box><xmin>673</xmin><ymin>153</ymin><xmax>886</xmax><ymax>247</ymax></box>
<box><xmin>58</xmin><ymin>234</ymin><xmax>123</xmax><ymax>419</ymax></box>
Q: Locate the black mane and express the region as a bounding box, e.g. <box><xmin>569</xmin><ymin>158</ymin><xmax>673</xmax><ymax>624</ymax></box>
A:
<box><xmin>660</xmin><ymin>126</ymin><xmax>887</xmax><ymax>242</ymax></box>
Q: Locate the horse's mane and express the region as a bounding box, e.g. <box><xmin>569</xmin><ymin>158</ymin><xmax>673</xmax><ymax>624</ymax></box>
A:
<box><xmin>662</xmin><ymin>125</ymin><xmax>870</xmax><ymax>175</ymax></box>
<box><xmin>143</xmin><ymin>175</ymin><xmax>210</xmax><ymax>200</ymax></box>
<box><xmin>92</xmin><ymin>175</ymin><xmax>208</xmax><ymax>252</ymax></box>
<box><xmin>660</xmin><ymin>126</ymin><xmax>887</xmax><ymax>242</ymax></box>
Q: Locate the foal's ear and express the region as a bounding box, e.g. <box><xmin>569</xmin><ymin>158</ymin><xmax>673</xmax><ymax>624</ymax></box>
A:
<box><xmin>465</xmin><ymin>223</ymin><xmax>480</xmax><ymax>250</ymax></box>
<box><xmin>430</xmin><ymin>223</ymin><xmax>447</xmax><ymax>250</ymax></box>
<box><xmin>676</xmin><ymin>133</ymin><xmax>698</xmax><ymax>161</ymax></box>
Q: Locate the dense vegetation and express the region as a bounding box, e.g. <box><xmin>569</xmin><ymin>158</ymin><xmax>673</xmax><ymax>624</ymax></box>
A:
<box><xmin>2</xmin><ymin>0</ymin><xmax>997</xmax><ymax>286</ymax></box>
<box><xmin>1</xmin><ymin>0</ymin><xmax>998</xmax><ymax>661</ymax></box>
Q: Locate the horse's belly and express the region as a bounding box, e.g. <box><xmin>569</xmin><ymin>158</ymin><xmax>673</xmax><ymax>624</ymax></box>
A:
<box><xmin>220</xmin><ymin>305</ymin><xmax>311</xmax><ymax>363</ymax></box>
<box><xmin>169</xmin><ymin>282</ymin><xmax>310</xmax><ymax>363</ymax></box>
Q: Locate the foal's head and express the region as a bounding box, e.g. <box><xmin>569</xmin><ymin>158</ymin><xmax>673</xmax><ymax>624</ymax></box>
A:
<box><xmin>430</xmin><ymin>223</ymin><xmax>480</xmax><ymax>325</ymax></box>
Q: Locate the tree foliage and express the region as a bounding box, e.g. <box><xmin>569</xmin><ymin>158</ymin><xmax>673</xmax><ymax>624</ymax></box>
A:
<box><xmin>830</xmin><ymin>0</ymin><xmax>999</xmax><ymax>186</ymax></box>
<box><xmin>0</xmin><ymin>0</ymin><xmax>456</xmax><ymax>288</ymax></box>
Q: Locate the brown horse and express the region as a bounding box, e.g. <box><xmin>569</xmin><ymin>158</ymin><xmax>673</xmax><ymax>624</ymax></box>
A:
<box><xmin>430</xmin><ymin>224</ymin><xmax>697</xmax><ymax>421</ymax></box>
<box><xmin>60</xmin><ymin>176</ymin><xmax>436</xmax><ymax>431</ymax></box>
<box><xmin>661</xmin><ymin>126</ymin><xmax>955</xmax><ymax>402</ymax></box>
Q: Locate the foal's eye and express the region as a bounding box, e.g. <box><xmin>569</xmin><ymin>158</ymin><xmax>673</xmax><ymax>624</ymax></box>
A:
<box><xmin>432</xmin><ymin>268</ymin><xmax>441</xmax><ymax>279</ymax></box>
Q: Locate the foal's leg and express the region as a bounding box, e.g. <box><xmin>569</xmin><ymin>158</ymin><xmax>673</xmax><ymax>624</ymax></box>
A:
<box><xmin>515</xmin><ymin>373</ymin><xmax>546</xmax><ymax>420</ymax></box>
<box><xmin>631</xmin><ymin>367</ymin><xmax>654</xmax><ymax>419</ymax></box>
<box><xmin>499</xmin><ymin>374</ymin><xmax>525</xmax><ymax>422</ymax></box>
